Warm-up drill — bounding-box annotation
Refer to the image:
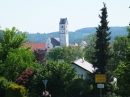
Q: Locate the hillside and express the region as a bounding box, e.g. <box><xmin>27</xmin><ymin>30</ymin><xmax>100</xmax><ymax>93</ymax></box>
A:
<box><xmin>25</xmin><ymin>26</ymin><xmax>128</xmax><ymax>43</ymax></box>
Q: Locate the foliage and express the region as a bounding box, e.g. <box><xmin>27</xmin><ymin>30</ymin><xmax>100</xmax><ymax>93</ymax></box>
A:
<box><xmin>110</xmin><ymin>35</ymin><xmax>128</xmax><ymax>71</ymax></box>
<box><xmin>0</xmin><ymin>27</ymin><xmax>27</xmax><ymax>62</ymax></box>
<box><xmin>48</xmin><ymin>46</ymin><xmax>83</xmax><ymax>63</ymax></box>
<box><xmin>16</xmin><ymin>68</ymin><xmax>35</xmax><ymax>89</ymax></box>
<box><xmin>66</xmin><ymin>75</ymin><xmax>94</xmax><ymax>97</ymax></box>
<box><xmin>0</xmin><ymin>30</ymin><xmax>2</xmax><ymax>43</ymax></box>
<box><xmin>29</xmin><ymin>61</ymin><xmax>76</xmax><ymax>97</ymax></box>
<box><xmin>114</xmin><ymin>27</ymin><xmax>130</xmax><ymax>96</ymax></box>
<box><xmin>84</xmin><ymin>34</ymin><xmax>96</xmax><ymax>63</ymax></box>
<box><xmin>48</xmin><ymin>47</ymin><xmax>63</xmax><ymax>61</ymax></box>
<box><xmin>5</xmin><ymin>84</ymin><xmax>27</xmax><ymax>97</ymax></box>
<box><xmin>127</xmin><ymin>26</ymin><xmax>130</xmax><ymax>32</ymax></box>
<box><xmin>0</xmin><ymin>48</ymin><xmax>38</xmax><ymax>81</ymax></box>
<box><xmin>92</xmin><ymin>3</ymin><xmax>111</xmax><ymax>74</ymax></box>
<box><xmin>0</xmin><ymin>77</ymin><xmax>12</xmax><ymax>90</ymax></box>
<box><xmin>33</xmin><ymin>49</ymin><xmax>47</xmax><ymax>64</ymax></box>
<box><xmin>0</xmin><ymin>77</ymin><xmax>13</xmax><ymax>97</ymax></box>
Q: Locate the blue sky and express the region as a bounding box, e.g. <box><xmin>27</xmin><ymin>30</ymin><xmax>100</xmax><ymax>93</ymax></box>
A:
<box><xmin>0</xmin><ymin>0</ymin><xmax>130</xmax><ymax>33</ymax></box>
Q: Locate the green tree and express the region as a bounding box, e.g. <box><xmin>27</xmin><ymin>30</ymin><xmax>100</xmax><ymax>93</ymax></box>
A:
<box><xmin>114</xmin><ymin>26</ymin><xmax>130</xmax><ymax>96</ymax></box>
<box><xmin>30</xmin><ymin>61</ymin><xmax>76</xmax><ymax>97</ymax></box>
<box><xmin>0</xmin><ymin>30</ymin><xmax>2</xmax><ymax>43</ymax></box>
<box><xmin>93</xmin><ymin>3</ymin><xmax>111</xmax><ymax>74</ymax></box>
<box><xmin>84</xmin><ymin>34</ymin><xmax>96</xmax><ymax>63</ymax></box>
<box><xmin>114</xmin><ymin>49</ymin><xmax>130</xmax><ymax>96</ymax></box>
<box><xmin>0</xmin><ymin>48</ymin><xmax>38</xmax><ymax>81</ymax></box>
<box><xmin>48</xmin><ymin>46</ymin><xmax>83</xmax><ymax>63</ymax></box>
<box><xmin>0</xmin><ymin>27</ymin><xmax>27</xmax><ymax>62</ymax></box>
<box><xmin>128</xmin><ymin>26</ymin><xmax>130</xmax><ymax>31</ymax></box>
<box><xmin>110</xmin><ymin>35</ymin><xmax>128</xmax><ymax>71</ymax></box>
<box><xmin>48</xmin><ymin>47</ymin><xmax>63</xmax><ymax>61</ymax></box>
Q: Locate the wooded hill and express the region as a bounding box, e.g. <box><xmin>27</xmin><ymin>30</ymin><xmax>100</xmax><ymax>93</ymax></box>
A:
<box><xmin>25</xmin><ymin>26</ymin><xmax>128</xmax><ymax>43</ymax></box>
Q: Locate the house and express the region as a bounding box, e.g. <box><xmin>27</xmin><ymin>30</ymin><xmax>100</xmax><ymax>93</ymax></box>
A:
<box><xmin>80</xmin><ymin>41</ymin><xmax>87</xmax><ymax>49</ymax></box>
<box><xmin>46</xmin><ymin>18</ymin><xmax>69</xmax><ymax>49</ymax></box>
<box><xmin>72</xmin><ymin>58</ymin><xmax>95</xmax><ymax>79</ymax></box>
<box><xmin>24</xmin><ymin>42</ymin><xmax>46</xmax><ymax>51</ymax></box>
<box><xmin>70</xmin><ymin>43</ymin><xmax>78</xmax><ymax>49</ymax></box>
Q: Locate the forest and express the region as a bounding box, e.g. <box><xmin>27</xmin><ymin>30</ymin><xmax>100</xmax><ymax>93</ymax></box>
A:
<box><xmin>25</xmin><ymin>26</ymin><xmax>127</xmax><ymax>43</ymax></box>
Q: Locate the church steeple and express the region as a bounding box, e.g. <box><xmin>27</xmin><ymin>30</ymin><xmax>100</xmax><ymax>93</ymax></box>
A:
<box><xmin>59</xmin><ymin>18</ymin><xmax>69</xmax><ymax>46</ymax></box>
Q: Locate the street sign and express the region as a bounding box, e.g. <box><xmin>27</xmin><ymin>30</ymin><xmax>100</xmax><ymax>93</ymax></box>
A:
<box><xmin>43</xmin><ymin>91</ymin><xmax>49</xmax><ymax>96</ymax></box>
<box><xmin>97</xmin><ymin>84</ymin><xmax>104</xmax><ymax>88</ymax></box>
<box><xmin>42</xmin><ymin>80</ymin><xmax>48</xmax><ymax>86</ymax></box>
<box><xmin>95</xmin><ymin>74</ymin><xmax>106</xmax><ymax>83</ymax></box>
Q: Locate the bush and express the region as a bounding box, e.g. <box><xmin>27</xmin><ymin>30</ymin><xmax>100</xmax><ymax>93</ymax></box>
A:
<box><xmin>5</xmin><ymin>84</ymin><xmax>27</xmax><ymax>97</ymax></box>
<box><xmin>0</xmin><ymin>76</ymin><xmax>12</xmax><ymax>97</ymax></box>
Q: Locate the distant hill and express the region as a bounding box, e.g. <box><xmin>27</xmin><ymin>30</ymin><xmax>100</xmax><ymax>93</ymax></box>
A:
<box><xmin>25</xmin><ymin>26</ymin><xmax>128</xmax><ymax>43</ymax></box>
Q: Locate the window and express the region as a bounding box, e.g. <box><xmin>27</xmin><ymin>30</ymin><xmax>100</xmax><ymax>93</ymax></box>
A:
<box><xmin>61</xmin><ymin>26</ymin><xmax>63</xmax><ymax>28</ymax></box>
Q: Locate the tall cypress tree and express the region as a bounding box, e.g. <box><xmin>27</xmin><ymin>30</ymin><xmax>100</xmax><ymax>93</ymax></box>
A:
<box><xmin>93</xmin><ymin>3</ymin><xmax>111</xmax><ymax>74</ymax></box>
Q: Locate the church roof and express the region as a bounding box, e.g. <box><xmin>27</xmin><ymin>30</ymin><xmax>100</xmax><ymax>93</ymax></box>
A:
<box><xmin>50</xmin><ymin>38</ymin><xmax>60</xmax><ymax>47</ymax></box>
<box><xmin>59</xmin><ymin>18</ymin><xmax>68</xmax><ymax>24</ymax></box>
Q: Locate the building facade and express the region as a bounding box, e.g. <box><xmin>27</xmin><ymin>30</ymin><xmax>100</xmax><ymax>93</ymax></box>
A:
<box><xmin>59</xmin><ymin>18</ymin><xmax>69</xmax><ymax>46</ymax></box>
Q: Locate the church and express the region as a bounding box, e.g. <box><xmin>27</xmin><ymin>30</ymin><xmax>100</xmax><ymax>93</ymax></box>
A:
<box><xmin>24</xmin><ymin>18</ymin><xmax>86</xmax><ymax>50</ymax></box>
<box><xmin>46</xmin><ymin>18</ymin><xmax>69</xmax><ymax>49</ymax></box>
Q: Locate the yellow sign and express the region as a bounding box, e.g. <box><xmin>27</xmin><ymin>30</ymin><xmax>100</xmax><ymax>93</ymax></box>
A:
<box><xmin>95</xmin><ymin>74</ymin><xmax>106</xmax><ymax>83</ymax></box>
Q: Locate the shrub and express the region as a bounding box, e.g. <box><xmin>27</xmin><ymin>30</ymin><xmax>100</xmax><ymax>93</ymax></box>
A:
<box><xmin>0</xmin><ymin>76</ymin><xmax>12</xmax><ymax>97</ymax></box>
<box><xmin>5</xmin><ymin>84</ymin><xmax>27</xmax><ymax>97</ymax></box>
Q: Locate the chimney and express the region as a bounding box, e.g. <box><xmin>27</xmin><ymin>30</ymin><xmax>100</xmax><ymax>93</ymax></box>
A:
<box><xmin>82</xmin><ymin>57</ymin><xmax>84</xmax><ymax>63</ymax></box>
<box><xmin>75</xmin><ymin>56</ymin><xmax>79</xmax><ymax>60</ymax></box>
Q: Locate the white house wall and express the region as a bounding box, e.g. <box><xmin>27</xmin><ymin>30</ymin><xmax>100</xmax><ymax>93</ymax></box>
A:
<box><xmin>72</xmin><ymin>64</ymin><xmax>87</xmax><ymax>79</ymax></box>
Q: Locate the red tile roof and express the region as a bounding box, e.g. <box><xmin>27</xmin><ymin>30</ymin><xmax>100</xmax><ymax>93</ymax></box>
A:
<box><xmin>24</xmin><ymin>42</ymin><xmax>46</xmax><ymax>51</ymax></box>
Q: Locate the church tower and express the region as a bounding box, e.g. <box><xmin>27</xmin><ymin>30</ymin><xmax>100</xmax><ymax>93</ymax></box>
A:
<box><xmin>59</xmin><ymin>18</ymin><xmax>69</xmax><ymax>46</ymax></box>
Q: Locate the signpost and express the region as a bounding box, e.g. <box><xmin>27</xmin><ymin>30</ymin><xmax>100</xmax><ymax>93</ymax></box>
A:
<box><xmin>43</xmin><ymin>91</ymin><xmax>49</xmax><ymax>96</ymax></box>
<box><xmin>42</xmin><ymin>79</ymin><xmax>48</xmax><ymax>91</ymax></box>
<box><xmin>95</xmin><ymin>74</ymin><xmax>106</xmax><ymax>83</ymax></box>
<box><xmin>95</xmin><ymin>74</ymin><xmax>106</xmax><ymax>97</ymax></box>
<box><xmin>97</xmin><ymin>84</ymin><xmax>104</xmax><ymax>88</ymax></box>
<box><xmin>42</xmin><ymin>79</ymin><xmax>48</xmax><ymax>97</ymax></box>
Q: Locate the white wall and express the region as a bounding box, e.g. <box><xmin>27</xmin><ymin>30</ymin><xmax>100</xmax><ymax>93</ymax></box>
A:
<box><xmin>59</xmin><ymin>22</ymin><xmax>69</xmax><ymax>46</ymax></box>
<box><xmin>72</xmin><ymin>64</ymin><xmax>87</xmax><ymax>79</ymax></box>
<box><xmin>46</xmin><ymin>38</ymin><xmax>53</xmax><ymax>49</ymax></box>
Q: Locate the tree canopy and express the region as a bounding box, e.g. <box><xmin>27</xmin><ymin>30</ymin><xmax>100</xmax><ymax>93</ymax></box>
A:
<box><xmin>48</xmin><ymin>46</ymin><xmax>83</xmax><ymax>63</ymax></box>
<box><xmin>0</xmin><ymin>27</ymin><xmax>27</xmax><ymax>62</ymax></box>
